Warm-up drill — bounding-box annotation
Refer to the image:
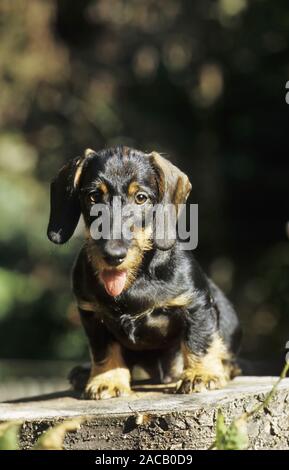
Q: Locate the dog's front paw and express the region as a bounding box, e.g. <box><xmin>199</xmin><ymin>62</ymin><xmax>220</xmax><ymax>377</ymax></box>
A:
<box><xmin>83</xmin><ymin>368</ymin><xmax>131</xmax><ymax>400</ymax></box>
<box><xmin>176</xmin><ymin>369</ymin><xmax>228</xmax><ymax>394</ymax></box>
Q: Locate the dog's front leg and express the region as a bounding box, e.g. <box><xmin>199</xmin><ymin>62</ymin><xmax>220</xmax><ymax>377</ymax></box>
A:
<box><xmin>80</xmin><ymin>309</ymin><xmax>131</xmax><ymax>400</ymax></box>
<box><xmin>176</xmin><ymin>308</ymin><xmax>231</xmax><ymax>393</ymax></box>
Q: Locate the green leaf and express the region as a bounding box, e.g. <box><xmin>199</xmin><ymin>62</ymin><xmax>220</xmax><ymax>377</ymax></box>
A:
<box><xmin>214</xmin><ymin>411</ymin><xmax>249</xmax><ymax>450</ymax></box>
<box><xmin>0</xmin><ymin>421</ymin><xmax>21</xmax><ymax>450</ymax></box>
<box><xmin>215</xmin><ymin>409</ymin><xmax>228</xmax><ymax>448</ymax></box>
<box><xmin>33</xmin><ymin>418</ymin><xmax>83</xmax><ymax>450</ymax></box>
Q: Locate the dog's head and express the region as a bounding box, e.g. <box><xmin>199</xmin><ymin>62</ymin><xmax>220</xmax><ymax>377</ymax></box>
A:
<box><xmin>47</xmin><ymin>146</ymin><xmax>191</xmax><ymax>296</ymax></box>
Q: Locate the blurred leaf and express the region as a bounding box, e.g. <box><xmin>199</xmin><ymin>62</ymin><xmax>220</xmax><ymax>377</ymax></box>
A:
<box><xmin>215</xmin><ymin>410</ymin><xmax>249</xmax><ymax>450</ymax></box>
<box><xmin>0</xmin><ymin>421</ymin><xmax>21</xmax><ymax>450</ymax></box>
<box><xmin>33</xmin><ymin>419</ymin><xmax>83</xmax><ymax>450</ymax></box>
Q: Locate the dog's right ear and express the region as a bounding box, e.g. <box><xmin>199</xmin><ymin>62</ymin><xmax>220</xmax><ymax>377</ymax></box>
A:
<box><xmin>47</xmin><ymin>149</ymin><xmax>96</xmax><ymax>244</ymax></box>
<box><xmin>149</xmin><ymin>152</ymin><xmax>192</xmax><ymax>250</ymax></box>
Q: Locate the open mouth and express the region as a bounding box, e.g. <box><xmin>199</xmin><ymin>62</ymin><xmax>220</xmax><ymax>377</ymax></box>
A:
<box><xmin>99</xmin><ymin>269</ymin><xmax>127</xmax><ymax>297</ymax></box>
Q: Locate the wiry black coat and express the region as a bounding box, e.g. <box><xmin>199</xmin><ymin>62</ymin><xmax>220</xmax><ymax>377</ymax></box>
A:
<box><xmin>48</xmin><ymin>146</ymin><xmax>242</xmax><ymax>394</ymax></box>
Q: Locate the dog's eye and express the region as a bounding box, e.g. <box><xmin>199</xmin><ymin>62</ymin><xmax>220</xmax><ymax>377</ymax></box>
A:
<box><xmin>89</xmin><ymin>191</ymin><xmax>100</xmax><ymax>203</ymax></box>
<box><xmin>135</xmin><ymin>192</ymin><xmax>148</xmax><ymax>205</ymax></box>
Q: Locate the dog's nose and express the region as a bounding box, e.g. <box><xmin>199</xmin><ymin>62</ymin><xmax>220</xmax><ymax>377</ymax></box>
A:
<box><xmin>103</xmin><ymin>241</ymin><xmax>128</xmax><ymax>266</ymax></box>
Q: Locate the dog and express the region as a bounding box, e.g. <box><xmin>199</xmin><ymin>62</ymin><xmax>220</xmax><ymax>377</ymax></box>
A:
<box><xmin>47</xmin><ymin>145</ymin><xmax>241</xmax><ymax>399</ymax></box>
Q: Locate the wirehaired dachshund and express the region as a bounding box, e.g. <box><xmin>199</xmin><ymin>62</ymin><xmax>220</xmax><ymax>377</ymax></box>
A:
<box><xmin>47</xmin><ymin>146</ymin><xmax>241</xmax><ymax>399</ymax></box>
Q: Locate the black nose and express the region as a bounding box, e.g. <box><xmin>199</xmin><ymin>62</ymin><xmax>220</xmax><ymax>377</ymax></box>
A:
<box><xmin>103</xmin><ymin>241</ymin><xmax>128</xmax><ymax>266</ymax></box>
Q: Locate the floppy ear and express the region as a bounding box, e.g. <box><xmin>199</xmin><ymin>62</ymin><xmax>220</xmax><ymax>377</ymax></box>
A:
<box><xmin>150</xmin><ymin>151</ymin><xmax>192</xmax><ymax>250</ymax></box>
<box><xmin>47</xmin><ymin>149</ymin><xmax>95</xmax><ymax>244</ymax></box>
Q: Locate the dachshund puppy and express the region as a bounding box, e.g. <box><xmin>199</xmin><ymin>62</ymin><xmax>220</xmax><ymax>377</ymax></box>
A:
<box><xmin>47</xmin><ymin>146</ymin><xmax>241</xmax><ymax>399</ymax></box>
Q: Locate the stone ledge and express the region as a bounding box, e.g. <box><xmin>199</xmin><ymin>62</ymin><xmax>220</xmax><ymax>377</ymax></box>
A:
<box><xmin>1</xmin><ymin>377</ymin><xmax>289</xmax><ymax>450</ymax></box>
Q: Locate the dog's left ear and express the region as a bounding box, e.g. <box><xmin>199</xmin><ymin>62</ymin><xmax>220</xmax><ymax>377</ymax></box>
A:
<box><xmin>150</xmin><ymin>152</ymin><xmax>192</xmax><ymax>250</ymax></box>
<box><xmin>47</xmin><ymin>148</ymin><xmax>96</xmax><ymax>244</ymax></box>
<box><xmin>150</xmin><ymin>152</ymin><xmax>192</xmax><ymax>206</ymax></box>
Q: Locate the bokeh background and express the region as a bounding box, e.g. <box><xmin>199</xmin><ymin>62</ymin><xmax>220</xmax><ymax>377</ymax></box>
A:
<box><xmin>0</xmin><ymin>0</ymin><xmax>288</xmax><ymax>388</ymax></box>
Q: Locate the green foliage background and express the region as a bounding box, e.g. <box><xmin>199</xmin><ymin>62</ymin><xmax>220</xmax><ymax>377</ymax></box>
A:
<box><xmin>0</xmin><ymin>0</ymin><xmax>288</xmax><ymax>364</ymax></box>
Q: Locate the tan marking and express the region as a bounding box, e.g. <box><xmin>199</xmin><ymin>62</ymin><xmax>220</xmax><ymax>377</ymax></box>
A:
<box><xmin>77</xmin><ymin>290</ymin><xmax>194</xmax><ymax>321</ymax></box>
<box><xmin>98</xmin><ymin>181</ymin><xmax>108</xmax><ymax>195</ymax></box>
<box><xmin>176</xmin><ymin>335</ymin><xmax>231</xmax><ymax>393</ymax></box>
<box><xmin>133</xmin><ymin>224</ymin><xmax>153</xmax><ymax>252</ymax></box>
<box><xmin>146</xmin><ymin>314</ymin><xmax>170</xmax><ymax>335</ymax></box>
<box><xmin>85</xmin><ymin>148</ymin><xmax>96</xmax><ymax>158</ymax></box>
<box><xmin>86</xmin><ymin>225</ymin><xmax>153</xmax><ymax>291</ymax></box>
<box><xmin>157</xmin><ymin>292</ymin><xmax>194</xmax><ymax>309</ymax></box>
<box><xmin>77</xmin><ymin>300</ymin><xmax>96</xmax><ymax>312</ymax></box>
<box><xmin>84</xmin><ymin>343</ymin><xmax>131</xmax><ymax>400</ymax></box>
<box><xmin>74</xmin><ymin>148</ymin><xmax>96</xmax><ymax>188</ymax></box>
<box><xmin>86</xmin><ymin>241</ymin><xmax>142</xmax><ymax>289</ymax></box>
<box><xmin>73</xmin><ymin>160</ymin><xmax>85</xmax><ymax>188</ymax></box>
<box><xmin>127</xmin><ymin>181</ymin><xmax>140</xmax><ymax>196</ymax></box>
<box><xmin>75</xmin><ymin>295</ymin><xmax>111</xmax><ymax>321</ymax></box>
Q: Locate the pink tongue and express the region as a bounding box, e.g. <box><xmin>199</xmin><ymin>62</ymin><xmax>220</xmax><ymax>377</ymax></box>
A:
<box><xmin>100</xmin><ymin>270</ymin><xmax>127</xmax><ymax>297</ymax></box>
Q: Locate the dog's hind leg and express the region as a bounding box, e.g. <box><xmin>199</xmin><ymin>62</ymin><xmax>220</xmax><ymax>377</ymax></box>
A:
<box><xmin>68</xmin><ymin>363</ymin><xmax>91</xmax><ymax>392</ymax></box>
<box><xmin>160</xmin><ymin>344</ymin><xmax>184</xmax><ymax>384</ymax></box>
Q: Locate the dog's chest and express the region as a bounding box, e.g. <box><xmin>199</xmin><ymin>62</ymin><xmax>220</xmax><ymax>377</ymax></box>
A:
<box><xmin>104</xmin><ymin>309</ymin><xmax>182</xmax><ymax>350</ymax></box>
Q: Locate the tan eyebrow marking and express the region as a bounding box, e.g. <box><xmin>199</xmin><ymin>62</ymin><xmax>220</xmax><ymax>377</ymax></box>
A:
<box><xmin>98</xmin><ymin>182</ymin><xmax>108</xmax><ymax>194</ymax></box>
<box><xmin>74</xmin><ymin>159</ymin><xmax>85</xmax><ymax>188</ymax></box>
<box><xmin>127</xmin><ymin>181</ymin><xmax>140</xmax><ymax>196</ymax></box>
<box><xmin>74</xmin><ymin>148</ymin><xmax>96</xmax><ymax>188</ymax></box>
<box><xmin>85</xmin><ymin>148</ymin><xmax>95</xmax><ymax>158</ymax></box>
